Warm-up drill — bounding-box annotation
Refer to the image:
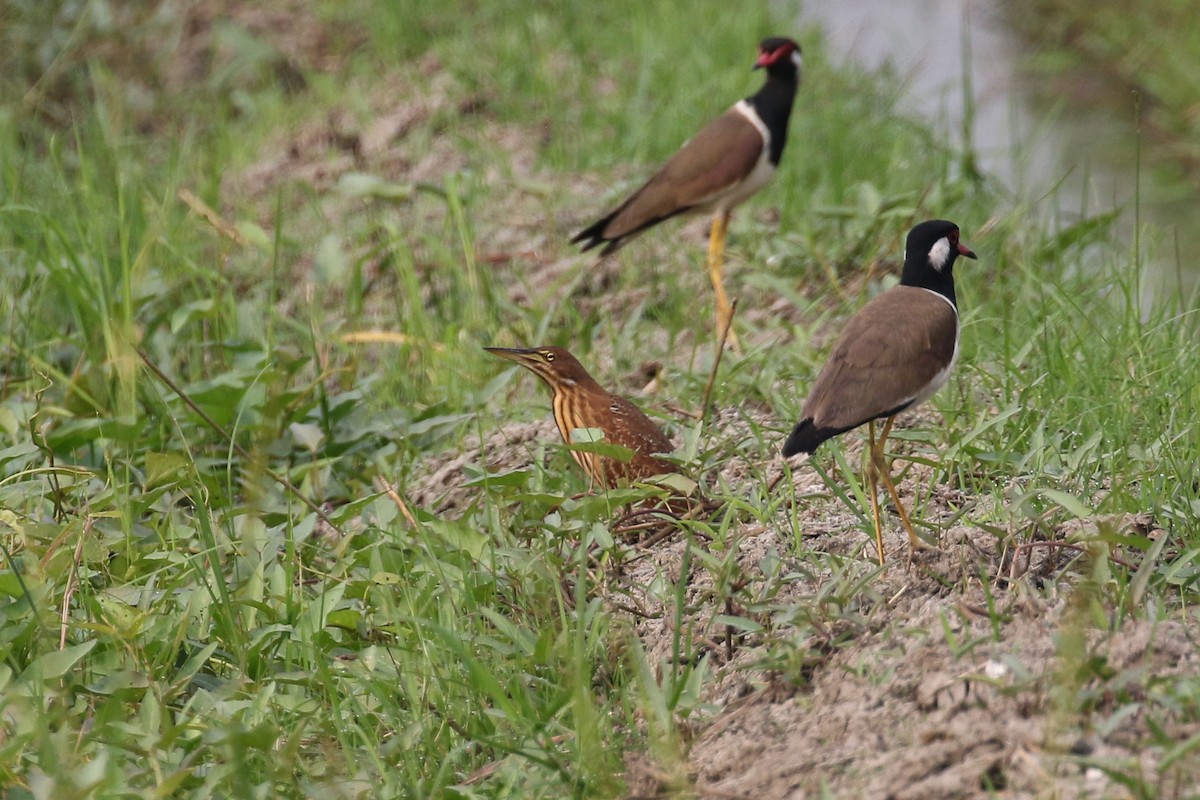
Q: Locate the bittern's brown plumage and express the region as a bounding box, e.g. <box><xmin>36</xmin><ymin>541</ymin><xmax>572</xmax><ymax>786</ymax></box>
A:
<box><xmin>485</xmin><ymin>346</ymin><xmax>677</xmax><ymax>489</ymax></box>
<box><xmin>782</xmin><ymin>220</ymin><xmax>978</xmax><ymax>564</ymax></box>
<box><xmin>572</xmin><ymin>37</ymin><xmax>802</xmax><ymax>349</ymax></box>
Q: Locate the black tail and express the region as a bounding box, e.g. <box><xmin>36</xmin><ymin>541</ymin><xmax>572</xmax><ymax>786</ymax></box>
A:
<box><xmin>782</xmin><ymin>418</ymin><xmax>839</xmax><ymax>457</ymax></box>
<box><xmin>571</xmin><ymin>212</ymin><xmax>621</xmax><ymax>255</ymax></box>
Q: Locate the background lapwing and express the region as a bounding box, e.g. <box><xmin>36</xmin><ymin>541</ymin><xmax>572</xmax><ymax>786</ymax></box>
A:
<box><xmin>572</xmin><ymin>36</ymin><xmax>803</xmax><ymax>349</ymax></box>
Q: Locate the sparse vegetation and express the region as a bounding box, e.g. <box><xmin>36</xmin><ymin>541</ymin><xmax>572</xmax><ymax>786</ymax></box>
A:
<box><xmin>1</xmin><ymin>1</ymin><xmax>1198</xmax><ymax>798</ymax></box>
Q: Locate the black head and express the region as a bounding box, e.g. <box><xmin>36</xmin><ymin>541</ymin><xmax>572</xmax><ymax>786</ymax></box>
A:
<box><xmin>899</xmin><ymin>219</ymin><xmax>977</xmax><ymax>300</ymax></box>
<box><xmin>754</xmin><ymin>37</ymin><xmax>802</xmax><ymax>78</ymax></box>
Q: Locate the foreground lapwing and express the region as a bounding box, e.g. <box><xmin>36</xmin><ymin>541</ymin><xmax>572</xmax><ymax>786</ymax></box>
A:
<box><xmin>485</xmin><ymin>346</ymin><xmax>678</xmax><ymax>489</ymax></box>
<box><xmin>572</xmin><ymin>37</ymin><xmax>803</xmax><ymax>349</ymax></box>
<box><xmin>782</xmin><ymin>220</ymin><xmax>977</xmax><ymax>564</ymax></box>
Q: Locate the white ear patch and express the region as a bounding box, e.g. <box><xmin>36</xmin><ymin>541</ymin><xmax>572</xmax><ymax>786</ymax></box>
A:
<box><xmin>928</xmin><ymin>236</ymin><xmax>951</xmax><ymax>271</ymax></box>
<box><xmin>791</xmin><ymin>51</ymin><xmax>803</xmax><ymax>71</ymax></box>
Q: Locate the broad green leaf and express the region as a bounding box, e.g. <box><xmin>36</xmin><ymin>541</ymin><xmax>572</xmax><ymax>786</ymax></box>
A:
<box><xmin>647</xmin><ymin>472</ymin><xmax>698</xmax><ymax>496</ymax></box>
<box><xmin>1039</xmin><ymin>489</ymin><xmax>1093</xmax><ymax>520</ymax></box>
<box><xmin>0</xmin><ymin>441</ymin><xmax>40</xmax><ymax>466</ymax></box>
<box><xmin>289</xmin><ymin>422</ymin><xmax>325</xmax><ymax>452</ymax></box>
<box><xmin>463</xmin><ymin>468</ymin><xmax>533</xmax><ymax>488</ymax></box>
<box><xmin>23</xmin><ymin>640</ymin><xmax>97</xmax><ymax>682</ymax></box>
<box><xmin>712</xmin><ymin>615</ymin><xmax>765</xmax><ymax>634</ymax></box>
<box><xmin>314</xmin><ymin>234</ymin><xmax>349</xmax><ymax>284</ymax></box>
<box><xmin>169</xmin><ymin>299</ymin><xmax>216</xmax><ymax>333</ymax></box>
<box><xmin>145</xmin><ymin>451</ymin><xmax>189</xmax><ymax>486</ymax></box>
<box><xmin>336</xmin><ymin>172</ymin><xmax>414</xmax><ymax>201</ymax></box>
<box><xmin>235</xmin><ymin>220</ymin><xmax>271</xmax><ymax>249</ymax></box>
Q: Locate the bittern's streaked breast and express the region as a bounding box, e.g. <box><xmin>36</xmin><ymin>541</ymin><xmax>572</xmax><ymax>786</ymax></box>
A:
<box><xmin>485</xmin><ymin>346</ymin><xmax>677</xmax><ymax>488</ymax></box>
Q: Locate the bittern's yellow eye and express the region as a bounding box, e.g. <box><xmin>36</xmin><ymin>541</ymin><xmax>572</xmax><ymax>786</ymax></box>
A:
<box><xmin>544</xmin><ymin>351</ymin><xmax>555</xmax><ymax>361</ymax></box>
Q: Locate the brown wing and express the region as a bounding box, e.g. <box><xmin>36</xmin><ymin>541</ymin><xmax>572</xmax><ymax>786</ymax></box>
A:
<box><xmin>802</xmin><ymin>286</ymin><xmax>958</xmax><ymax>433</ymax></box>
<box><xmin>571</xmin><ymin>394</ymin><xmax>676</xmax><ymax>486</ymax></box>
<box><xmin>598</xmin><ymin>109</ymin><xmax>765</xmax><ymax>241</ymax></box>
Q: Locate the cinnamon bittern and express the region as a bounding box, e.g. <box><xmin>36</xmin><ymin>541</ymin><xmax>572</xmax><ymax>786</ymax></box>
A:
<box><xmin>782</xmin><ymin>220</ymin><xmax>977</xmax><ymax>564</ymax></box>
<box><xmin>571</xmin><ymin>37</ymin><xmax>802</xmax><ymax>350</ymax></box>
<box><xmin>485</xmin><ymin>346</ymin><xmax>678</xmax><ymax>489</ymax></box>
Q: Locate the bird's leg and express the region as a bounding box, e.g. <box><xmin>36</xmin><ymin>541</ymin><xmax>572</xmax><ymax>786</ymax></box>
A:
<box><xmin>707</xmin><ymin>210</ymin><xmax>740</xmax><ymax>353</ymax></box>
<box><xmin>866</xmin><ymin>420</ymin><xmax>886</xmax><ymax>565</ymax></box>
<box><xmin>873</xmin><ymin>415</ymin><xmax>937</xmax><ymax>559</ymax></box>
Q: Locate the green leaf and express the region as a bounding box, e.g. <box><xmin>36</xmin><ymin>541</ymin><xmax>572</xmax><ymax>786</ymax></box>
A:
<box><xmin>0</xmin><ymin>441</ymin><xmax>40</xmax><ymax>467</ymax></box>
<box><xmin>509</xmin><ymin>491</ymin><xmax>569</xmax><ymax>506</ymax></box>
<box><xmin>406</xmin><ymin>412</ymin><xmax>475</xmax><ymax>436</ymax></box>
<box><xmin>1160</xmin><ymin>730</ymin><xmax>1200</xmax><ymax>772</ymax></box>
<box><xmin>567</xmin><ymin>428</ymin><xmax>636</xmax><ymax>462</ymax></box>
<box><xmin>712</xmin><ymin>615</ymin><xmax>764</xmax><ymax>634</ymax></box>
<box><xmin>566</xmin><ymin>426</ymin><xmax>605</xmax><ymax>444</ymax></box>
<box><xmin>1129</xmin><ymin>529</ymin><xmax>1171</xmax><ymax>605</ymax></box>
<box><xmin>646</xmin><ymin>472</ymin><xmax>697</xmax><ymax>496</ymax></box>
<box><xmin>88</xmin><ymin>669</ymin><xmax>151</xmax><ymax>696</ymax></box>
<box><xmin>169</xmin><ymin>298</ymin><xmax>216</xmax><ymax>333</ymax></box>
<box><xmin>588</xmin><ymin>521</ymin><xmax>614</xmax><ymax>550</ymax></box>
<box><xmin>336</xmin><ymin>172</ymin><xmax>414</xmax><ymax>201</ymax></box>
<box><xmin>1038</xmin><ymin>489</ymin><xmax>1093</xmax><ymax>520</ymax></box>
<box><xmin>314</xmin><ymin>234</ymin><xmax>350</xmax><ymax>284</ymax></box>
<box><xmin>235</xmin><ymin>220</ymin><xmax>272</xmax><ymax>249</ymax></box>
<box><xmin>23</xmin><ymin>640</ymin><xmax>97</xmax><ymax>682</ymax></box>
<box><xmin>856</xmin><ymin>181</ymin><xmax>882</xmax><ymax>217</ymax></box>
<box><xmin>0</xmin><ymin>407</ymin><xmax>19</xmax><ymax>437</ymax></box>
<box><xmin>289</xmin><ymin>422</ymin><xmax>325</xmax><ymax>452</ymax></box>
<box><xmin>96</xmin><ymin>594</ymin><xmax>141</xmax><ymax>635</ymax></box>
<box><xmin>1160</xmin><ymin>547</ymin><xmax>1200</xmax><ymax>586</ymax></box>
<box><xmin>463</xmin><ymin>468</ymin><xmax>533</xmax><ymax>488</ymax></box>
<box><xmin>145</xmin><ymin>451</ymin><xmax>189</xmax><ymax>486</ymax></box>
<box><xmin>0</xmin><ymin>570</ymin><xmax>31</xmax><ymax>599</ymax></box>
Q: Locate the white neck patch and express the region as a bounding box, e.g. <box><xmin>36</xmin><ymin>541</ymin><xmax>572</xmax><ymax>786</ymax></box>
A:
<box><xmin>733</xmin><ymin>100</ymin><xmax>770</xmax><ymax>144</ymax></box>
<box><xmin>928</xmin><ymin>237</ymin><xmax>951</xmax><ymax>272</ymax></box>
<box><xmin>791</xmin><ymin>51</ymin><xmax>803</xmax><ymax>71</ymax></box>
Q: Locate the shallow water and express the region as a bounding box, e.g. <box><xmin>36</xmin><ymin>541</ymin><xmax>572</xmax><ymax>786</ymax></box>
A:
<box><xmin>803</xmin><ymin>0</ymin><xmax>1198</xmax><ymax>299</ymax></box>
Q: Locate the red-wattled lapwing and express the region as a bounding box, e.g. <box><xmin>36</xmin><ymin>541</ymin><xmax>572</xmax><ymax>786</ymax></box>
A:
<box><xmin>572</xmin><ymin>37</ymin><xmax>802</xmax><ymax>349</ymax></box>
<box><xmin>782</xmin><ymin>219</ymin><xmax>977</xmax><ymax>565</ymax></box>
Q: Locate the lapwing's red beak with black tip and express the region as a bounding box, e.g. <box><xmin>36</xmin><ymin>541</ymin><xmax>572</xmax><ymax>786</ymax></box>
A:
<box><xmin>571</xmin><ymin>37</ymin><xmax>802</xmax><ymax>350</ymax></box>
<box><xmin>782</xmin><ymin>219</ymin><xmax>977</xmax><ymax>564</ymax></box>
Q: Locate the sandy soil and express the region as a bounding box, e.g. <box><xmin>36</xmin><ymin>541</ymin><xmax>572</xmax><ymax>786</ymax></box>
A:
<box><xmin>407</xmin><ymin>402</ymin><xmax>1198</xmax><ymax>799</ymax></box>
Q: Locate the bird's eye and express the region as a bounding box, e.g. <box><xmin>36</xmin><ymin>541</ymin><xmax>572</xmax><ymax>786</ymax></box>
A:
<box><xmin>544</xmin><ymin>351</ymin><xmax>555</xmax><ymax>361</ymax></box>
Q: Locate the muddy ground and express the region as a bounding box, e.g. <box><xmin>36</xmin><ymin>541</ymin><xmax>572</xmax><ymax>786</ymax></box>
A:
<box><xmin>187</xmin><ymin>12</ymin><xmax>1200</xmax><ymax>798</ymax></box>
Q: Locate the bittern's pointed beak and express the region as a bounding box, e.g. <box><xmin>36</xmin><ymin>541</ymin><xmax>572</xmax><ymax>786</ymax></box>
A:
<box><xmin>959</xmin><ymin>243</ymin><xmax>977</xmax><ymax>260</ymax></box>
<box><xmin>484</xmin><ymin>346</ymin><xmax>537</xmax><ymax>365</ymax></box>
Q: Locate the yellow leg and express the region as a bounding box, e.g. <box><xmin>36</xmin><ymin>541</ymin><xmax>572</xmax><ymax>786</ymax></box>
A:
<box><xmin>707</xmin><ymin>211</ymin><xmax>740</xmax><ymax>353</ymax></box>
<box><xmin>866</xmin><ymin>421</ymin><xmax>886</xmax><ymax>565</ymax></box>
<box><xmin>872</xmin><ymin>416</ymin><xmax>937</xmax><ymax>560</ymax></box>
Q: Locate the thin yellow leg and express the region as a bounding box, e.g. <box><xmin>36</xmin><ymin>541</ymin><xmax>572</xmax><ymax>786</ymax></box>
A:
<box><xmin>707</xmin><ymin>211</ymin><xmax>740</xmax><ymax>353</ymax></box>
<box><xmin>866</xmin><ymin>420</ymin><xmax>886</xmax><ymax>565</ymax></box>
<box><xmin>873</xmin><ymin>416</ymin><xmax>937</xmax><ymax>560</ymax></box>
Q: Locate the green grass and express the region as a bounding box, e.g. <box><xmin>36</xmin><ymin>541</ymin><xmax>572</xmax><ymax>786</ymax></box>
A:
<box><xmin>1004</xmin><ymin>0</ymin><xmax>1200</xmax><ymax>179</ymax></box>
<box><xmin>2</xmin><ymin>0</ymin><xmax>1200</xmax><ymax>797</ymax></box>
